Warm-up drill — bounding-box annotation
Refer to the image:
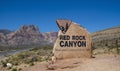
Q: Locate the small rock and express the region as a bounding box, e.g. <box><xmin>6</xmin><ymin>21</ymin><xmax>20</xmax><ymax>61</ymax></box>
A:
<box><xmin>6</xmin><ymin>63</ymin><xmax>12</xmax><ymax>68</ymax></box>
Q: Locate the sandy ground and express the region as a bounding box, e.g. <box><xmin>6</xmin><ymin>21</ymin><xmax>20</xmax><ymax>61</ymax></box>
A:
<box><xmin>22</xmin><ymin>54</ymin><xmax>120</xmax><ymax>71</ymax></box>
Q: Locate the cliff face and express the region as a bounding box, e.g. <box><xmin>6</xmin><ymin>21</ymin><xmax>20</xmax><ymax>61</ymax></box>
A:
<box><xmin>91</xmin><ymin>26</ymin><xmax>120</xmax><ymax>48</ymax></box>
<box><xmin>0</xmin><ymin>25</ymin><xmax>58</xmax><ymax>46</ymax></box>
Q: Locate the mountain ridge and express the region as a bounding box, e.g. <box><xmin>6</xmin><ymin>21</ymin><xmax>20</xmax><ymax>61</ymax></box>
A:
<box><xmin>0</xmin><ymin>25</ymin><xmax>58</xmax><ymax>47</ymax></box>
<box><xmin>0</xmin><ymin>25</ymin><xmax>120</xmax><ymax>48</ymax></box>
<box><xmin>91</xmin><ymin>26</ymin><xmax>120</xmax><ymax>33</ymax></box>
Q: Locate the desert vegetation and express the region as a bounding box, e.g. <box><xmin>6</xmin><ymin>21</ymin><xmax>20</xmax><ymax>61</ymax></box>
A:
<box><xmin>0</xmin><ymin>45</ymin><xmax>53</xmax><ymax>71</ymax></box>
<box><xmin>92</xmin><ymin>39</ymin><xmax>120</xmax><ymax>55</ymax></box>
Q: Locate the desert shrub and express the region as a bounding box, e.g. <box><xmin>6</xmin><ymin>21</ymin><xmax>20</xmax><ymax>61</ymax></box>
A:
<box><xmin>29</xmin><ymin>62</ymin><xmax>34</xmax><ymax>66</ymax></box>
<box><xmin>0</xmin><ymin>60</ymin><xmax>7</xmax><ymax>67</ymax></box>
<box><xmin>45</xmin><ymin>56</ymin><xmax>51</xmax><ymax>62</ymax></box>
<box><xmin>17</xmin><ymin>53</ymin><xmax>25</xmax><ymax>59</ymax></box>
<box><xmin>18</xmin><ymin>68</ymin><xmax>22</xmax><ymax>71</ymax></box>
<box><xmin>116</xmin><ymin>47</ymin><xmax>120</xmax><ymax>54</ymax></box>
<box><xmin>11</xmin><ymin>67</ymin><xmax>17</xmax><ymax>71</ymax></box>
<box><xmin>24</xmin><ymin>58</ymin><xmax>32</xmax><ymax>64</ymax></box>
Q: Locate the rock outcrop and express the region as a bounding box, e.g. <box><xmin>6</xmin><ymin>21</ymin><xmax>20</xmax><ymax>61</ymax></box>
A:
<box><xmin>53</xmin><ymin>20</ymin><xmax>92</xmax><ymax>59</ymax></box>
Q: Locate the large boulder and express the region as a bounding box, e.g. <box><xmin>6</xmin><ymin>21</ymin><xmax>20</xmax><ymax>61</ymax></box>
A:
<box><xmin>53</xmin><ymin>20</ymin><xmax>92</xmax><ymax>59</ymax></box>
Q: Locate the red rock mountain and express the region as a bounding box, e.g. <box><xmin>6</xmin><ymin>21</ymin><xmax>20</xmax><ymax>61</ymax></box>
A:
<box><xmin>0</xmin><ymin>25</ymin><xmax>58</xmax><ymax>47</ymax></box>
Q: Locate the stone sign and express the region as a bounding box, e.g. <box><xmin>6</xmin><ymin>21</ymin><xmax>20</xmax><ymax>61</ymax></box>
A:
<box><xmin>53</xmin><ymin>20</ymin><xmax>92</xmax><ymax>59</ymax></box>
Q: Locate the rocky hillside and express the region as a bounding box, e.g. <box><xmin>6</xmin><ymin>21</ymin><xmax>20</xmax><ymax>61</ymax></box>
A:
<box><xmin>0</xmin><ymin>25</ymin><xmax>58</xmax><ymax>47</ymax></box>
<box><xmin>91</xmin><ymin>26</ymin><xmax>120</xmax><ymax>48</ymax></box>
<box><xmin>43</xmin><ymin>32</ymin><xmax>58</xmax><ymax>44</ymax></box>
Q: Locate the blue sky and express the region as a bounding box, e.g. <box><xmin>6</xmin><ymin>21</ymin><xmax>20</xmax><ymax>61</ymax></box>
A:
<box><xmin>0</xmin><ymin>0</ymin><xmax>120</xmax><ymax>33</ymax></box>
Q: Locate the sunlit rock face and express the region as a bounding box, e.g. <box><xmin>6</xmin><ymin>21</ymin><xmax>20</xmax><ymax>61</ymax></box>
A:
<box><xmin>53</xmin><ymin>20</ymin><xmax>92</xmax><ymax>59</ymax></box>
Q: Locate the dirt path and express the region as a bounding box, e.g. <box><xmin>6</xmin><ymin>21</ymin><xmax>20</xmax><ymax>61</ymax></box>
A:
<box><xmin>70</xmin><ymin>55</ymin><xmax>120</xmax><ymax>71</ymax></box>
<box><xmin>22</xmin><ymin>54</ymin><xmax>120</xmax><ymax>71</ymax></box>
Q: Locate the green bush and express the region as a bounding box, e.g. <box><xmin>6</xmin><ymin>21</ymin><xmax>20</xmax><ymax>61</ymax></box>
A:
<box><xmin>29</xmin><ymin>62</ymin><xmax>34</xmax><ymax>66</ymax></box>
<box><xmin>24</xmin><ymin>58</ymin><xmax>32</xmax><ymax>64</ymax></box>
<box><xmin>116</xmin><ymin>48</ymin><xmax>120</xmax><ymax>54</ymax></box>
<box><xmin>0</xmin><ymin>60</ymin><xmax>7</xmax><ymax>67</ymax></box>
<box><xmin>18</xmin><ymin>68</ymin><xmax>22</xmax><ymax>71</ymax></box>
<box><xmin>11</xmin><ymin>68</ymin><xmax>17</xmax><ymax>71</ymax></box>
